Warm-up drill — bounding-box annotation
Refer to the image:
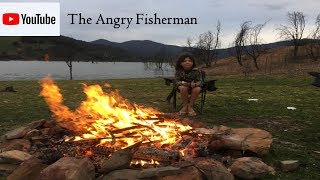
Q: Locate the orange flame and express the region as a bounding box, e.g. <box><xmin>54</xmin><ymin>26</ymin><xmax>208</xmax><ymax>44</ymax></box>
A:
<box><xmin>130</xmin><ymin>159</ymin><xmax>159</xmax><ymax>167</ymax></box>
<box><xmin>39</xmin><ymin>77</ymin><xmax>192</xmax><ymax>150</ymax></box>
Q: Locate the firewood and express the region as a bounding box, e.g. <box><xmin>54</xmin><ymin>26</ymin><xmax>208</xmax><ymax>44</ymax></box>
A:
<box><xmin>110</xmin><ymin>126</ymin><xmax>140</xmax><ymax>134</ymax></box>
<box><xmin>133</xmin><ymin>147</ymin><xmax>180</xmax><ymax>162</ymax></box>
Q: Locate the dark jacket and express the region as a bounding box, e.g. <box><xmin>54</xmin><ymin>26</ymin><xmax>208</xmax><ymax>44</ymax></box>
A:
<box><xmin>174</xmin><ymin>68</ymin><xmax>202</xmax><ymax>87</ymax></box>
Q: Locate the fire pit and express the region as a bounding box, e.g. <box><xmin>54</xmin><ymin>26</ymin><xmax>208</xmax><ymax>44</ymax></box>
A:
<box><xmin>0</xmin><ymin>78</ymin><xmax>275</xmax><ymax>180</ymax></box>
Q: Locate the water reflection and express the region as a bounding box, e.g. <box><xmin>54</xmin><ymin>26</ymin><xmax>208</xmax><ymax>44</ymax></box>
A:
<box><xmin>143</xmin><ymin>62</ymin><xmax>175</xmax><ymax>77</ymax></box>
<box><xmin>0</xmin><ymin>61</ymin><xmax>175</xmax><ymax>81</ymax></box>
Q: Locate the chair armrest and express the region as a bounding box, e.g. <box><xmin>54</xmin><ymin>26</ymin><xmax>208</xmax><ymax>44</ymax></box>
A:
<box><xmin>164</xmin><ymin>78</ymin><xmax>174</xmax><ymax>86</ymax></box>
<box><xmin>204</xmin><ymin>80</ymin><xmax>217</xmax><ymax>91</ymax></box>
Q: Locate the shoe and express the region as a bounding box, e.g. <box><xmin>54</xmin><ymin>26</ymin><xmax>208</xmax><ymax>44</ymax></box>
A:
<box><xmin>177</xmin><ymin>107</ymin><xmax>188</xmax><ymax>115</ymax></box>
<box><xmin>188</xmin><ymin>109</ymin><xmax>197</xmax><ymax>116</ymax></box>
<box><xmin>177</xmin><ymin>111</ymin><xmax>187</xmax><ymax>116</ymax></box>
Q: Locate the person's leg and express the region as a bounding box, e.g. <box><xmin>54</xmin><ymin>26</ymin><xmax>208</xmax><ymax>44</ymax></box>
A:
<box><xmin>178</xmin><ymin>86</ymin><xmax>189</xmax><ymax>113</ymax></box>
<box><xmin>188</xmin><ymin>87</ymin><xmax>201</xmax><ymax>115</ymax></box>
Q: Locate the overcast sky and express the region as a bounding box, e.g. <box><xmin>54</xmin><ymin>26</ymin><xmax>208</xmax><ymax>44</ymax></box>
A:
<box><xmin>4</xmin><ymin>0</ymin><xmax>320</xmax><ymax>47</ymax></box>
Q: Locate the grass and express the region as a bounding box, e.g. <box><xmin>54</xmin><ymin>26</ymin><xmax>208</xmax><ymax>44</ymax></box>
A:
<box><xmin>0</xmin><ymin>76</ymin><xmax>320</xmax><ymax>179</ymax></box>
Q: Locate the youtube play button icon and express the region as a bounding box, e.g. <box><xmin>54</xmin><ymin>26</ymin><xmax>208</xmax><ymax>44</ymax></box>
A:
<box><xmin>3</xmin><ymin>13</ymin><xmax>20</xmax><ymax>25</ymax></box>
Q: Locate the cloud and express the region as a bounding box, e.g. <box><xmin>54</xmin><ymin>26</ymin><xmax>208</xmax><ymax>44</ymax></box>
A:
<box><xmin>1</xmin><ymin>0</ymin><xmax>319</xmax><ymax>47</ymax></box>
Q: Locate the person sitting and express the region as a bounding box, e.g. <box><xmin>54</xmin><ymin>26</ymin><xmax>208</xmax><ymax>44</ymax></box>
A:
<box><xmin>174</xmin><ymin>53</ymin><xmax>202</xmax><ymax>116</ymax></box>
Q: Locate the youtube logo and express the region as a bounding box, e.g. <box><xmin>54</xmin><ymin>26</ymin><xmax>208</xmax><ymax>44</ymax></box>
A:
<box><xmin>3</xmin><ymin>13</ymin><xmax>19</xmax><ymax>25</ymax></box>
<box><xmin>0</xmin><ymin>2</ymin><xmax>60</xmax><ymax>36</ymax></box>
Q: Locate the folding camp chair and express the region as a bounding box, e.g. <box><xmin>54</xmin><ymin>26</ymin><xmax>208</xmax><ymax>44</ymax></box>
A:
<box><xmin>308</xmin><ymin>72</ymin><xmax>320</xmax><ymax>87</ymax></box>
<box><xmin>164</xmin><ymin>70</ymin><xmax>217</xmax><ymax>114</ymax></box>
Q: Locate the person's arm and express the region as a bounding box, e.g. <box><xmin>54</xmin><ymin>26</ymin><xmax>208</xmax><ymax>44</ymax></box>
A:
<box><xmin>175</xmin><ymin>71</ymin><xmax>189</xmax><ymax>86</ymax></box>
<box><xmin>191</xmin><ymin>70</ymin><xmax>202</xmax><ymax>88</ymax></box>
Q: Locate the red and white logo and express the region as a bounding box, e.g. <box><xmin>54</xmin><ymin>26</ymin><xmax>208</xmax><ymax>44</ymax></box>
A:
<box><xmin>2</xmin><ymin>13</ymin><xmax>20</xmax><ymax>25</ymax></box>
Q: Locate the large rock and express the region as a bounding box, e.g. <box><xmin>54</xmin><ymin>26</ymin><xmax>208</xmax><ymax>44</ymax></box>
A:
<box><xmin>137</xmin><ymin>166</ymin><xmax>180</xmax><ymax>179</ymax></box>
<box><xmin>0</xmin><ymin>150</ymin><xmax>32</xmax><ymax>164</ymax></box>
<box><xmin>160</xmin><ymin>166</ymin><xmax>202</xmax><ymax>180</ymax></box>
<box><xmin>0</xmin><ymin>139</ymin><xmax>31</xmax><ymax>152</ymax></box>
<box><xmin>209</xmin><ymin>127</ymin><xmax>272</xmax><ymax>155</ymax></box>
<box><xmin>230</xmin><ymin>157</ymin><xmax>275</xmax><ymax>179</ymax></box>
<box><xmin>40</xmin><ymin>157</ymin><xmax>95</xmax><ymax>180</ymax></box>
<box><xmin>195</xmin><ymin>159</ymin><xmax>234</xmax><ymax>180</ymax></box>
<box><xmin>0</xmin><ymin>164</ymin><xmax>18</xmax><ymax>176</ymax></box>
<box><xmin>98</xmin><ymin>169</ymin><xmax>140</xmax><ymax>180</ymax></box>
<box><xmin>7</xmin><ymin>158</ymin><xmax>47</xmax><ymax>180</ymax></box>
<box><xmin>4</xmin><ymin>126</ymin><xmax>32</xmax><ymax>140</ymax></box>
<box><xmin>3</xmin><ymin>119</ymin><xmax>46</xmax><ymax>140</ymax></box>
<box><xmin>99</xmin><ymin>149</ymin><xmax>133</xmax><ymax>174</ymax></box>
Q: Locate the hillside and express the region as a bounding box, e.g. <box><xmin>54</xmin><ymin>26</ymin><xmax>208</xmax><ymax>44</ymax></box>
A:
<box><xmin>1</xmin><ymin>36</ymin><xmax>317</xmax><ymax>66</ymax></box>
<box><xmin>204</xmin><ymin>44</ymin><xmax>320</xmax><ymax>76</ymax></box>
<box><xmin>0</xmin><ymin>36</ymin><xmax>129</xmax><ymax>61</ymax></box>
<box><xmin>91</xmin><ymin>39</ymin><xmax>183</xmax><ymax>58</ymax></box>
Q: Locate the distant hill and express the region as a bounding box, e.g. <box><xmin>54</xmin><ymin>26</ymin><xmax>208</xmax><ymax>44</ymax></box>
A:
<box><xmin>0</xmin><ymin>36</ymin><xmax>129</xmax><ymax>61</ymax></box>
<box><xmin>91</xmin><ymin>39</ymin><xmax>183</xmax><ymax>58</ymax></box>
<box><xmin>92</xmin><ymin>38</ymin><xmax>296</xmax><ymax>60</ymax></box>
<box><xmin>1</xmin><ymin>35</ymin><xmax>311</xmax><ymax>62</ymax></box>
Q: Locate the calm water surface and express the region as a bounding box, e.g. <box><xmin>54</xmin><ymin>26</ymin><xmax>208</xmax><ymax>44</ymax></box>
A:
<box><xmin>0</xmin><ymin>61</ymin><xmax>175</xmax><ymax>81</ymax></box>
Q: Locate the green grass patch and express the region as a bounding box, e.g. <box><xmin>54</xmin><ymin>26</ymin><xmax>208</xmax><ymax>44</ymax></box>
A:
<box><xmin>0</xmin><ymin>76</ymin><xmax>320</xmax><ymax>179</ymax></box>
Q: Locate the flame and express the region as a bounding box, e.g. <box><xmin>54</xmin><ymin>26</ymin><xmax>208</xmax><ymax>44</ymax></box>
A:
<box><xmin>130</xmin><ymin>159</ymin><xmax>159</xmax><ymax>167</ymax></box>
<box><xmin>39</xmin><ymin>77</ymin><xmax>192</xmax><ymax>150</ymax></box>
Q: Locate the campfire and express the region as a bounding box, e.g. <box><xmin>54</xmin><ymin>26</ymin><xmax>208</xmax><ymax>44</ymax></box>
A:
<box><xmin>39</xmin><ymin>78</ymin><xmax>199</xmax><ymax>159</ymax></box>
<box><xmin>0</xmin><ymin>78</ymin><xmax>276</xmax><ymax>180</ymax></box>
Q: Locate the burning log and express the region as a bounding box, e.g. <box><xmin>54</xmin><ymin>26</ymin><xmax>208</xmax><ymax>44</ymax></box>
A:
<box><xmin>133</xmin><ymin>147</ymin><xmax>180</xmax><ymax>162</ymax></box>
<box><xmin>171</xmin><ymin>135</ymin><xmax>194</xmax><ymax>150</ymax></box>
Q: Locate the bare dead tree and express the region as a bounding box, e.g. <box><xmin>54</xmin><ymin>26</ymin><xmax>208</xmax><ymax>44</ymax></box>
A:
<box><xmin>183</xmin><ymin>37</ymin><xmax>194</xmax><ymax>53</ymax></box>
<box><xmin>66</xmin><ymin>60</ymin><xmax>73</xmax><ymax>80</ymax></box>
<box><xmin>194</xmin><ymin>21</ymin><xmax>221</xmax><ymax>67</ymax></box>
<box><xmin>243</xmin><ymin>21</ymin><xmax>268</xmax><ymax>70</ymax></box>
<box><xmin>153</xmin><ymin>46</ymin><xmax>169</xmax><ymax>70</ymax></box>
<box><xmin>234</xmin><ymin>21</ymin><xmax>251</xmax><ymax>67</ymax></box>
<box><xmin>277</xmin><ymin>11</ymin><xmax>306</xmax><ymax>58</ymax></box>
<box><xmin>307</xmin><ymin>14</ymin><xmax>320</xmax><ymax>61</ymax></box>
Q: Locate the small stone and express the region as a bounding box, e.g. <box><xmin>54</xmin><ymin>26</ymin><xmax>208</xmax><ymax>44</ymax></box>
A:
<box><xmin>24</xmin><ymin>129</ymin><xmax>41</xmax><ymax>139</ymax></box>
<box><xmin>0</xmin><ymin>150</ymin><xmax>32</xmax><ymax>164</ymax></box>
<box><xmin>230</xmin><ymin>157</ymin><xmax>275</xmax><ymax>179</ymax></box>
<box><xmin>26</xmin><ymin>119</ymin><xmax>46</xmax><ymax>129</ymax></box>
<box><xmin>0</xmin><ymin>139</ymin><xmax>31</xmax><ymax>152</ymax></box>
<box><xmin>40</xmin><ymin>128</ymin><xmax>51</xmax><ymax>135</ymax></box>
<box><xmin>281</xmin><ymin>160</ymin><xmax>299</xmax><ymax>172</ymax></box>
<box><xmin>43</xmin><ymin>120</ymin><xmax>56</xmax><ymax>128</ymax></box>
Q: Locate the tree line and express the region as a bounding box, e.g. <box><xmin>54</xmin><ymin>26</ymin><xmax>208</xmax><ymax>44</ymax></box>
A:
<box><xmin>184</xmin><ymin>11</ymin><xmax>320</xmax><ymax>70</ymax></box>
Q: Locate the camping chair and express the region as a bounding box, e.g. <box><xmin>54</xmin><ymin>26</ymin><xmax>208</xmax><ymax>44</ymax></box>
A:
<box><xmin>164</xmin><ymin>70</ymin><xmax>217</xmax><ymax>114</ymax></box>
<box><xmin>308</xmin><ymin>72</ymin><xmax>320</xmax><ymax>87</ymax></box>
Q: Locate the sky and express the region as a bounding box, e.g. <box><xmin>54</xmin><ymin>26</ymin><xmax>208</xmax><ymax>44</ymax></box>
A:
<box><xmin>3</xmin><ymin>0</ymin><xmax>320</xmax><ymax>47</ymax></box>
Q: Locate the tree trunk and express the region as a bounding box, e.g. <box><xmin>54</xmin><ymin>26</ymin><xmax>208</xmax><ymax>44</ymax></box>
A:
<box><xmin>293</xmin><ymin>45</ymin><xmax>299</xmax><ymax>59</ymax></box>
<box><xmin>253</xmin><ymin>58</ymin><xmax>259</xmax><ymax>70</ymax></box>
<box><xmin>69</xmin><ymin>66</ymin><xmax>73</xmax><ymax>80</ymax></box>
<box><xmin>66</xmin><ymin>60</ymin><xmax>73</xmax><ymax>80</ymax></box>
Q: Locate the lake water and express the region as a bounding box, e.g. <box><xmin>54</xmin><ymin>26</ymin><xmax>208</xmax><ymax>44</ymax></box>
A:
<box><xmin>0</xmin><ymin>61</ymin><xmax>175</xmax><ymax>81</ymax></box>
